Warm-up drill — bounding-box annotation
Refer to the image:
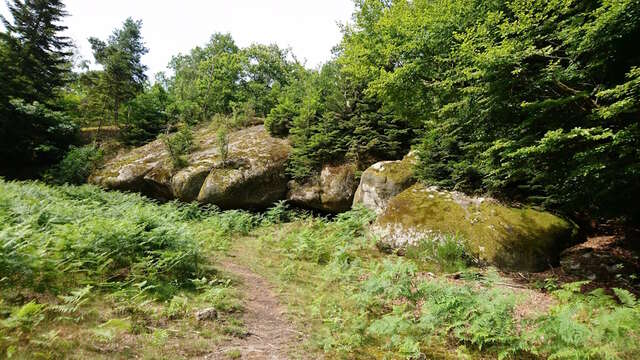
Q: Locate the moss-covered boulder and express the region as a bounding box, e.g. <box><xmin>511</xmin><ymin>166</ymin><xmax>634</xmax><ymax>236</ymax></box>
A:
<box><xmin>90</xmin><ymin>125</ymin><xmax>291</xmax><ymax>208</ymax></box>
<box><xmin>287</xmin><ymin>163</ymin><xmax>359</xmax><ymax>213</ymax></box>
<box><xmin>88</xmin><ymin>140</ymin><xmax>167</xmax><ymax>195</ymax></box>
<box><xmin>353</xmin><ymin>151</ymin><xmax>417</xmax><ymax>214</ymax></box>
<box><xmin>197</xmin><ymin>127</ymin><xmax>291</xmax><ymax>209</ymax></box>
<box><xmin>374</xmin><ymin>184</ymin><xmax>580</xmax><ymax>272</ymax></box>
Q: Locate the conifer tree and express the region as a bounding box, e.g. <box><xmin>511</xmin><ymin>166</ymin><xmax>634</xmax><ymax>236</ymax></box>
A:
<box><xmin>0</xmin><ymin>0</ymin><xmax>75</xmax><ymax>173</ymax></box>
<box><xmin>0</xmin><ymin>0</ymin><xmax>72</xmax><ymax>102</ymax></box>
<box><xmin>89</xmin><ymin>18</ymin><xmax>148</xmax><ymax>127</ymax></box>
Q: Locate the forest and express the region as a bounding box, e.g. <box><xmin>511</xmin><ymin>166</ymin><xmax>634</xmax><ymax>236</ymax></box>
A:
<box><xmin>1</xmin><ymin>0</ymin><xmax>639</xmax><ymax>359</ymax></box>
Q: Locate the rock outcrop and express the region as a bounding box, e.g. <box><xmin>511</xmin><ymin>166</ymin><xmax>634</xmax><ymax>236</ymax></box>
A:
<box><xmin>353</xmin><ymin>151</ymin><xmax>417</xmax><ymax>214</ymax></box>
<box><xmin>287</xmin><ymin>163</ymin><xmax>359</xmax><ymax>213</ymax></box>
<box><xmin>90</xmin><ymin>125</ymin><xmax>291</xmax><ymax>209</ymax></box>
<box><xmin>373</xmin><ymin>183</ymin><xmax>580</xmax><ymax>272</ymax></box>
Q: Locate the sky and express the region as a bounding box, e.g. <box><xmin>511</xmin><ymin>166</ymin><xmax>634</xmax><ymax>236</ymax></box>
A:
<box><xmin>0</xmin><ymin>0</ymin><xmax>355</xmax><ymax>77</ymax></box>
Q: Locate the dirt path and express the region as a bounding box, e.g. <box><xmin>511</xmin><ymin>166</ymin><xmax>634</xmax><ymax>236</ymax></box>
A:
<box><xmin>204</xmin><ymin>258</ymin><xmax>304</xmax><ymax>360</ymax></box>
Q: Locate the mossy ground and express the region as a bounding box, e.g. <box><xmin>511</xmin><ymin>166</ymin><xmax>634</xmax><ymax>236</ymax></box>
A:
<box><xmin>379</xmin><ymin>153</ymin><xmax>415</xmax><ymax>185</ymax></box>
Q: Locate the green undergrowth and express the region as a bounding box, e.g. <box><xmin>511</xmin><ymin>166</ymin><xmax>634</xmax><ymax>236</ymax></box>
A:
<box><xmin>0</xmin><ymin>179</ymin><xmax>263</xmax><ymax>358</ymax></box>
<box><xmin>2</xmin><ymin>180</ymin><xmax>639</xmax><ymax>359</ymax></box>
<box><xmin>235</xmin><ymin>206</ymin><xmax>640</xmax><ymax>360</ymax></box>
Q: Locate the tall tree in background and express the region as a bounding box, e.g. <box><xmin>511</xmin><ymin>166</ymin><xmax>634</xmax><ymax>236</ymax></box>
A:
<box><xmin>0</xmin><ymin>0</ymin><xmax>76</xmax><ymax>174</ymax></box>
<box><xmin>89</xmin><ymin>18</ymin><xmax>148</xmax><ymax>127</ymax></box>
<box><xmin>0</xmin><ymin>0</ymin><xmax>72</xmax><ymax>102</ymax></box>
<box><xmin>167</xmin><ymin>33</ymin><xmax>242</xmax><ymax>122</ymax></box>
<box><xmin>337</xmin><ymin>0</ymin><xmax>640</xmax><ymax>223</ymax></box>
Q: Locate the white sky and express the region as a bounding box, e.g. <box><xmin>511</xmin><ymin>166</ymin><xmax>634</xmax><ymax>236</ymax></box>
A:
<box><xmin>1</xmin><ymin>0</ymin><xmax>355</xmax><ymax>77</ymax></box>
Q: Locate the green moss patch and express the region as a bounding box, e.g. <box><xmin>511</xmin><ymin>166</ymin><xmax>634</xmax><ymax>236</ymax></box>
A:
<box><xmin>375</xmin><ymin>184</ymin><xmax>580</xmax><ymax>271</ymax></box>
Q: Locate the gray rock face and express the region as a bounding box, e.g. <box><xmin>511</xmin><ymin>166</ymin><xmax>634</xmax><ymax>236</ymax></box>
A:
<box><xmin>90</xmin><ymin>125</ymin><xmax>291</xmax><ymax>209</ymax></box>
<box><xmin>287</xmin><ymin>163</ymin><xmax>359</xmax><ymax>213</ymax></box>
<box><xmin>89</xmin><ymin>140</ymin><xmax>168</xmax><ymax>194</ymax></box>
<box><xmin>353</xmin><ymin>151</ymin><xmax>417</xmax><ymax>214</ymax></box>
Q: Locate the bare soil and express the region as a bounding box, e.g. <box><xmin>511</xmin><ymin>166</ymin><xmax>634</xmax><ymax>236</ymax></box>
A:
<box><xmin>508</xmin><ymin>235</ymin><xmax>640</xmax><ymax>294</ymax></box>
<box><xmin>203</xmin><ymin>258</ymin><xmax>304</xmax><ymax>360</ymax></box>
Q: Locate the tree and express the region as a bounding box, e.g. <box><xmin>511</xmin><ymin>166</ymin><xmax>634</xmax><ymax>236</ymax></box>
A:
<box><xmin>239</xmin><ymin>44</ymin><xmax>293</xmax><ymax>116</ymax></box>
<box><xmin>0</xmin><ymin>0</ymin><xmax>72</xmax><ymax>102</ymax></box>
<box><xmin>120</xmin><ymin>83</ymin><xmax>169</xmax><ymax>145</ymax></box>
<box><xmin>89</xmin><ymin>18</ymin><xmax>148</xmax><ymax>128</ymax></box>
<box><xmin>165</xmin><ymin>34</ymin><xmax>295</xmax><ymax>124</ymax></box>
<box><xmin>284</xmin><ymin>61</ymin><xmax>412</xmax><ymax>179</ymax></box>
<box><xmin>265</xmin><ymin>63</ymin><xmax>310</xmax><ymax>137</ymax></box>
<box><xmin>340</xmin><ymin>0</ymin><xmax>640</xmax><ymax>224</ymax></box>
<box><xmin>0</xmin><ymin>0</ymin><xmax>76</xmax><ymax>173</ymax></box>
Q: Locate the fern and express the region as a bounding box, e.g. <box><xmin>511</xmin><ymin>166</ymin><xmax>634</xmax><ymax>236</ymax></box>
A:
<box><xmin>612</xmin><ymin>288</ymin><xmax>637</xmax><ymax>307</ymax></box>
<box><xmin>49</xmin><ymin>285</ymin><xmax>93</xmax><ymax>316</ymax></box>
<box><xmin>1</xmin><ymin>301</ymin><xmax>46</xmax><ymax>331</ymax></box>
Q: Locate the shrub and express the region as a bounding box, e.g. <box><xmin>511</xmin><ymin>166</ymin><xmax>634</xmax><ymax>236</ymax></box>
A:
<box><xmin>404</xmin><ymin>233</ymin><xmax>472</xmax><ymax>273</ymax></box>
<box><xmin>262</xmin><ymin>200</ymin><xmax>294</xmax><ymax>225</ymax></box>
<box><xmin>217</xmin><ymin>125</ymin><xmax>229</xmax><ymax>164</ymax></box>
<box><xmin>120</xmin><ymin>84</ymin><xmax>169</xmax><ymax>145</ymax></box>
<box><xmin>45</xmin><ymin>144</ymin><xmax>104</xmax><ymax>185</ymax></box>
<box><xmin>161</xmin><ymin>124</ymin><xmax>195</xmax><ymax>169</ymax></box>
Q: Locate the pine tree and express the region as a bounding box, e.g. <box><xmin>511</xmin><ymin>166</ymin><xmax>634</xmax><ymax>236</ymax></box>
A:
<box><xmin>0</xmin><ymin>0</ymin><xmax>72</xmax><ymax>102</ymax></box>
<box><xmin>89</xmin><ymin>18</ymin><xmax>148</xmax><ymax>127</ymax></box>
<box><xmin>0</xmin><ymin>0</ymin><xmax>76</xmax><ymax>173</ymax></box>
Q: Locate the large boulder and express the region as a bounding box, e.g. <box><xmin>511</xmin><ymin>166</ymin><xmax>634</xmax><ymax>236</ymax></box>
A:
<box><xmin>374</xmin><ymin>183</ymin><xmax>580</xmax><ymax>272</ymax></box>
<box><xmin>287</xmin><ymin>163</ymin><xmax>359</xmax><ymax>213</ymax></box>
<box><xmin>197</xmin><ymin>130</ymin><xmax>291</xmax><ymax>208</ymax></box>
<box><xmin>353</xmin><ymin>151</ymin><xmax>417</xmax><ymax>214</ymax></box>
<box><xmin>90</xmin><ymin>125</ymin><xmax>291</xmax><ymax>208</ymax></box>
<box><xmin>88</xmin><ymin>140</ymin><xmax>168</xmax><ymax>195</ymax></box>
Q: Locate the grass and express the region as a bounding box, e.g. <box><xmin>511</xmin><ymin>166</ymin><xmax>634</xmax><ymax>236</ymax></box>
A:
<box><xmin>231</xmin><ymin>207</ymin><xmax>640</xmax><ymax>360</ymax></box>
<box><xmin>0</xmin><ymin>179</ymin><xmax>259</xmax><ymax>358</ymax></box>
<box><xmin>1</xmin><ymin>179</ymin><xmax>639</xmax><ymax>359</ymax></box>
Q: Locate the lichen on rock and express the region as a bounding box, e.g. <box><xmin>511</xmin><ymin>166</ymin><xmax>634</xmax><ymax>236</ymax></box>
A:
<box><xmin>287</xmin><ymin>163</ymin><xmax>358</xmax><ymax>213</ymax></box>
<box><xmin>353</xmin><ymin>150</ymin><xmax>418</xmax><ymax>214</ymax></box>
<box><xmin>90</xmin><ymin>125</ymin><xmax>291</xmax><ymax>209</ymax></box>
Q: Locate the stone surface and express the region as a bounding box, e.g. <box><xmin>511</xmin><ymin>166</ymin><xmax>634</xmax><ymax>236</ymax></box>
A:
<box><xmin>373</xmin><ymin>183</ymin><xmax>580</xmax><ymax>272</ymax></box>
<box><xmin>88</xmin><ymin>140</ymin><xmax>167</xmax><ymax>194</ymax></box>
<box><xmin>90</xmin><ymin>125</ymin><xmax>291</xmax><ymax>208</ymax></box>
<box><xmin>353</xmin><ymin>151</ymin><xmax>417</xmax><ymax>214</ymax></box>
<box><xmin>195</xmin><ymin>308</ymin><xmax>218</xmax><ymax>321</ymax></box>
<box><xmin>287</xmin><ymin>163</ymin><xmax>359</xmax><ymax>213</ymax></box>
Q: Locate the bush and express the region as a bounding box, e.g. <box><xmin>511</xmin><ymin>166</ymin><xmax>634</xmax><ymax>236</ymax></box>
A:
<box><xmin>45</xmin><ymin>144</ymin><xmax>104</xmax><ymax>185</ymax></box>
<box><xmin>161</xmin><ymin>124</ymin><xmax>195</xmax><ymax>169</ymax></box>
<box><xmin>404</xmin><ymin>233</ymin><xmax>472</xmax><ymax>273</ymax></box>
<box><xmin>120</xmin><ymin>84</ymin><xmax>169</xmax><ymax>145</ymax></box>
